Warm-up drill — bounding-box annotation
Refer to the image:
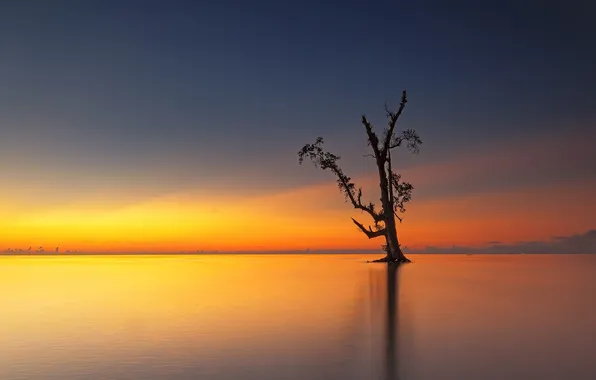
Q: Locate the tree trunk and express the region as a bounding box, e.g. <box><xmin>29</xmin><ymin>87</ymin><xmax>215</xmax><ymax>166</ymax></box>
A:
<box><xmin>385</xmin><ymin>217</ymin><xmax>409</xmax><ymax>263</ymax></box>
<box><xmin>377</xmin><ymin>163</ymin><xmax>395</xmax><ymax>260</ymax></box>
<box><xmin>385</xmin><ymin>237</ymin><xmax>392</xmax><ymax>261</ymax></box>
<box><xmin>377</xmin><ymin>156</ymin><xmax>410</xmax><ymax>263</ymax></box>
<box><xmin>386</xmin><ymin>147</ymin><xmax>409</xmax><ymax>263</ymax></box>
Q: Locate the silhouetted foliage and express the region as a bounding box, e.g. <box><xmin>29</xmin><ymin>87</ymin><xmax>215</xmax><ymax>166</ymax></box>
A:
<box><xmin>298</xmin><ymin>91</ymin><xmax>422</xmax><ymax>263</ymax></box>
<box><xmin>391</xmin><ymin>172</ymin><xmax>413</xmax><ymax>222</ymax></box>
<box><xmin>299</xmin><ymin>138</ymin><xmax>384</xmax><ymax>227</ymax></box>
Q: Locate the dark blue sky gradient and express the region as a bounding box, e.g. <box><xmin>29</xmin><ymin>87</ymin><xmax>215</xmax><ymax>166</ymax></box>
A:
<box><xmin>1</xmin><ymin>0</ymin><xmax>595</xmax><ymax>202</ymax></box>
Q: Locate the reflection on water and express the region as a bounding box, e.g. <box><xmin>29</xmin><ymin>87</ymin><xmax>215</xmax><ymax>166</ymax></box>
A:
<box><xmin>1</xmin><ymin>254</ymin><xmax>595</xmax><ymax>379</ymax></box>
<box><xmin>385</xmin><ymin>264</ymin><xmax>398</xmax><ymax>380</ymax></box>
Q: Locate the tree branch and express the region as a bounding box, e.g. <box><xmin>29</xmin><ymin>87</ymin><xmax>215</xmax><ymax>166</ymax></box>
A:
<box><xmin>390</xmin><ymin>171</ymin><xmax>413</xmax><ymax>216</ymax></box>
<box><xmin>389</xmin><ymin>137</ymin><xmax>403</xmax><ymax>149</ymax></box>
<box><xmin>332</xmin><ymin>167</ymin><xmax>384</xmax><ymax>223</ymax></box>
<box><xmin>388</xmin><ymin>148</ymin><xmax>394</xmax><ymax>208</ymax></box>
<box><xmin>298</xmin><ymin>138</ymin><xmax>384</xmax><ymax>224</ymax></box>
<box><xmin>361</xmin><ymin>116</ymin><xmax>382</xmax><ymax>160</ymax></box>
<box><xmin>351</xmin><ymin>218</ymin><xmax>386</xmax><ymax>239</ymax></box>
<box><xmin>389</xmin><ymin>129</ymin><xmax>422</xmax><ymax>153</ymax></box>
<box><xmin>381</xmin><ymin>90</ymin><xmax>407</xmax><ymax>157</ymax></box>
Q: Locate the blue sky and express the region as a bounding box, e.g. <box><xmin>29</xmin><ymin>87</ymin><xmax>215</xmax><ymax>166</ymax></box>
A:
<box><xmin>1</xmin><ymin>0</ymin><xmax>595</xmax><ymax>251</ymax></box>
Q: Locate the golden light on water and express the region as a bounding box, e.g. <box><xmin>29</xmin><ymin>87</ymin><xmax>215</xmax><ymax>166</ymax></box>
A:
<box><xmin>2</xmin><ymin>254</ymin><xmax>596</xmax><ymax>379</ymax></box>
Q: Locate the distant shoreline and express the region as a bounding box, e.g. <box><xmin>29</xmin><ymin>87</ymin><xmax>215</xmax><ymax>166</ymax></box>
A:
<box><xmin>1</xmin><ymin>252</ymin><xmax>592</xmax><ymax>256</ymax></box>
<box><xmin>1</xmin><ymin>251</ymin><xmax>383</xmax><ymax>256</ymax></box>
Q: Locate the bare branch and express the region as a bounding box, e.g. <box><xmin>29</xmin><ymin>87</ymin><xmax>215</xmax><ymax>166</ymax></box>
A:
<box><xmin>298</xmin><ymin>138</ymin><xmax>384</xmax><ymax>224</ymax></box>
<box><xmin>333</xmin><ymin>167</ymin><xmax>384</xmax><ymax>223</ymax></box>
<box><xmin>361</xmin><ymin>116</ymin><xmax>381</xmax><ymax>159</ymax></box>
<box><xmin>381</xmin><ymin>90</ymin><xmax>408</xmax><ymax>157</ymax></box>
<box><xmin>351</xmin><ymin>218</ymin><xmax>386</xmax><ymax>239</ymax></box>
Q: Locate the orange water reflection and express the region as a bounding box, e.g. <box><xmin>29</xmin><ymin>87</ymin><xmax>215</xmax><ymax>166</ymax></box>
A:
<box><xmin>1</xmin><ymin>254</ymin><xmax>595</xmax><ymax>379</ymax></box>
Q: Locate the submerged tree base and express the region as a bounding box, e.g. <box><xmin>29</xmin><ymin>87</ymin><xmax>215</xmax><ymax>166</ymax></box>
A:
<box><xmin>368</xmin><ymin>256</ymin><xmax>411</xmax><ymax>264</ymax></box>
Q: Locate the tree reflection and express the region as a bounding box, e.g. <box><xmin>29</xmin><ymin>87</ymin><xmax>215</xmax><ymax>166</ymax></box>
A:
<box><xmin>366</xmin><ymin>263</ymin><xmax>402</xmax><ymax>380</ymax></box>
<box><xmin>385</xmin><ymin>264</ymin><xmax>399</xmax><ymax>380</ymax></box>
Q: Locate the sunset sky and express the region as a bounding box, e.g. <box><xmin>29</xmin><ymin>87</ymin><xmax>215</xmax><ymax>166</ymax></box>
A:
<box><xmin>1</xmin><ymin>1</ymin><xmax>595</xmax><ymax>252</ymax></box>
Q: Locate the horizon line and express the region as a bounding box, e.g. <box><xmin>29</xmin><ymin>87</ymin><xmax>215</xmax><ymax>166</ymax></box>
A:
<box><xmin>1</xmin><ymin>251</ymin><xmax>592</xmax><ymax>256</ymax></box>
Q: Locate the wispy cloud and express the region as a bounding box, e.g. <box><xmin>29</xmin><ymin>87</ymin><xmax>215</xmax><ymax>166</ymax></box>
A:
<box><xmin>404</xmin><ymin>230</ymin><xmax>596</xmax><ymax>254</ymax></box>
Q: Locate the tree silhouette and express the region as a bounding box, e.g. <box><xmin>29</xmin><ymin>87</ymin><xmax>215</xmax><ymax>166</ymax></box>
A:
<box><xmin>298</xmin><ymin>91</ymin><xmax>421</xmax><ymax>263</ymax></box>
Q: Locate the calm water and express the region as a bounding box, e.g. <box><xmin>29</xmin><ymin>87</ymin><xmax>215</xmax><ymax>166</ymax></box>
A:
<box><xmin>1</xmin><ymin>254</ymin><xmax>595</xmax><ymax>380</ymax></box>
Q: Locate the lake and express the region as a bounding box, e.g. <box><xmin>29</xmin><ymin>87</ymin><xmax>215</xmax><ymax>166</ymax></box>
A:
<box><xmin>1</xmin><ymin>254</ymin><xmax>595</xmax><ymax>380</ymax></box>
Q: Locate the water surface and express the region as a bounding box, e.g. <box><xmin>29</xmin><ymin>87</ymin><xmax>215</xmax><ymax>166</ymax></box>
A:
<box><xmin>1</xmin><ymin>254</ymin><xmax>595</xmax><ymax>379</ymax></box>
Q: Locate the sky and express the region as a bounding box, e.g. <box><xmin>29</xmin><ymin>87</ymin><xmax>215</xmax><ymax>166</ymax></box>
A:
<box><xmin>1</xmin><ymin>0</ymin><xmax>595</xmax><ymax>253</ymax></box>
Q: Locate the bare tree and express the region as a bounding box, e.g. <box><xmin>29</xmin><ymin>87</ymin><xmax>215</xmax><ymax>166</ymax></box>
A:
<box><xmin>298</xmin><ymin>91</ymin><xmax>421</xmax><ymax>263</ymax></box>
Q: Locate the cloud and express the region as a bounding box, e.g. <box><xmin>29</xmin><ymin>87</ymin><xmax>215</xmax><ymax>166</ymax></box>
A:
<box><xmin>398</xmin><ymin>128</ymin><xmax>596</xmax><ymax>203</ymax></box>
<box><xmin>404</xmin><ymin>229</ymin><xmax>596</xmax><ymax>254</ymax></box>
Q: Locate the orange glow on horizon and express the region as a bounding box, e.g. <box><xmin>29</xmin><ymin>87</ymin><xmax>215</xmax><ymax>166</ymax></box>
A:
<box><xmin>2</xmin><ymin>131</ymin><xmax>594</xmax><ymax>253</ymax></box>
<box><xmin>1</xmin><ymin>174</ymin><xmax>594</xmax><ymax>252</ymax></box>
